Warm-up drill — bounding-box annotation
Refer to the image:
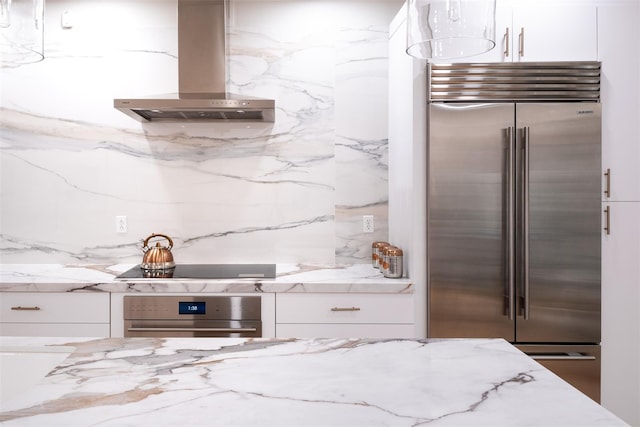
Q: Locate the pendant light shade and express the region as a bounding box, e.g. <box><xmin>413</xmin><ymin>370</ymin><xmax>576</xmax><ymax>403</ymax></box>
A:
<box><xmin>406</xmin><ymin>0</ymin><xmax>496</xmax><ymax>60</ymax></box>
<box><xmin>0</xmin><ymin>0</ymin><xmax>45</xmax><ymax>67</ymax></box>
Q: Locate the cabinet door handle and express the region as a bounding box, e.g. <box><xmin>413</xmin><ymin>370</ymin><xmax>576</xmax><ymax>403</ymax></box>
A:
<box><xmin>331</xmin><ymin>306</ymin><xmax>361</xmax><ymax>312</ymax></box>
<box><xmin>518</xmin><ymin>27</ymin><xmax>525</xmax><ymax>57</ymax></box>
<box><xmin>11</xmin><ymin>306</ymin><xmax>41</xmax><ymax>311</ymax></box>
<box><xmin>604</xmin><ymin>205</ymin><xmax>611</xmax><ymax>235</ymax></box>
<box><xmin>604</xmin><ymin>168</ymin><xmax>611</xmax><ymax>198</ymax></box>
<box><xmin>503</xmin><ymin>27</ymin><xmax>510</xmax><ymax>57</ymax></box>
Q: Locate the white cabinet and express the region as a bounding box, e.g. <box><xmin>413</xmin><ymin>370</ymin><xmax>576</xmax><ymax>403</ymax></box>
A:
<box><xmin>459</xmin><ymin>3</ymin><xmax>598</xmax><ymax>63</ymax></box>
<box><xmin>509</xmin><ymin>4</ymin><xmax>597</xmax><ymax>62</ymax></box>
<box><xmin>0</xmin><ymin>292</ymin><xmax>110</xmax><ymax>337</ymax></box>
<box><xmin>466</xmin><ymin>0</ymin><xmax>513</xmax><ymax>62</ymax></box>
<box><xmin>599</xmin><ymin>3</ymin><xmax>640</xmax><ymax>202</ymax></box>
<box><xmin>599</xmin><ymin>4</ymin><xmax>640</xmax><ymax>425</ymax></box>
<box><xmin>276</xmin><ymin>293</ymin><xmax>415</xmax><ymax>338</ymax></box>
<box><xmin>389</xmin><ymin>3</ymin><xmax>428</xmax><ymax>338</ymax></box>
<box><xmin>601</xmin><ymin>202</ymin><xmax>640</xmax><ymax>427</ymax></box>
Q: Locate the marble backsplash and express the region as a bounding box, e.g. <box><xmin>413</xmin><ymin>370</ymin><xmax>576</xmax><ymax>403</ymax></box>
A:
<box><xmin>0</xmin><ymin>0</ymin><xmax>403</xmax><ymax>266</ymax></box>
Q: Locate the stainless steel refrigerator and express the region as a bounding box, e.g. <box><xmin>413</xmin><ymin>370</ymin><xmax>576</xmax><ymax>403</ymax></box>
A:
<box><xmin>427</xmin><ymin>62</ymin><xmax>602</xmax><ymax>402</ymax></box>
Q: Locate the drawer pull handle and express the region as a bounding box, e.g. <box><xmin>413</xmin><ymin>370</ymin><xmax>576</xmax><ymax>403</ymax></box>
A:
<box><xmin>331</xmin><ymin>306</ymin><xmax>361</xmax><ymax>312</ymax></box>
<box><xmin>11</xmin><ymin>306</ymin><xmax>41</xmax><ymax>311</ymax></box>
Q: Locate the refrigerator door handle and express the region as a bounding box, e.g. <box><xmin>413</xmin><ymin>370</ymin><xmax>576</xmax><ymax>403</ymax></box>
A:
<box><xmin>506</xmin><ymin>126</ymin><xmax>516</xmax><ymax>320</ymax></box>
<box><xmin>522</xmin><ymin>126</ymin><xmax>531</xmax><ymax>320</ymax></box>
<box><xmin>529</xmin><ymin>353</ymin><xmax>597</xmax><ymax>361</ymax></box>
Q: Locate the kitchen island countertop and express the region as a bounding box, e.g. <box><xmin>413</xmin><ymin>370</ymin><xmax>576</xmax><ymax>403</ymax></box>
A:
<box><xmin>0</xmin><ymin>336</ymin><xmax>628</xmax><ymax>427</ymax></box>
<box><xmin>0</xmin><ymin>263</ymin><xmax>412</xmax><ymax>294</ymax></box>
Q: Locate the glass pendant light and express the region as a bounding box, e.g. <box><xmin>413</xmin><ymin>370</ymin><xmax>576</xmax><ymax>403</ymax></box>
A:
<box><xmin>406</xmin><ymin>0</ymin><xmax>496</xmax><ymax>60</ymax></box>
<box><xmin>1</xmin><ymin>0</ymin><xmax>45</xmax><ymax>67</ymax></box>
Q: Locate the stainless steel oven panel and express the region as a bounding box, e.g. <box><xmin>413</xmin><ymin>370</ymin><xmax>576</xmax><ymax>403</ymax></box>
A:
<box><xmin>123</xmin><ymin>295</ymin><xmax>262</xmax><ymax>337</ymax></box>
<box><xmin>124</xmin><ymin>295</ymin><xmax>261</xmax><ymax>321</ymax></box>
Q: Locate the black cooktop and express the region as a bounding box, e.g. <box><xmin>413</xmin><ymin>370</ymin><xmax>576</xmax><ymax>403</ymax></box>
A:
<box><xmin>116</xmin><ymin>264</ymin><xmax>277</xmax><ymax>280</ymax></box>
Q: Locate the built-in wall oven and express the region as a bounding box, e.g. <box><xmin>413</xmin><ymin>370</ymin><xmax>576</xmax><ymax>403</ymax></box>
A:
<box><xmin>123</xmin><ymin>295</ymin><xmax>261</xmax><ymax>337</ymax></box>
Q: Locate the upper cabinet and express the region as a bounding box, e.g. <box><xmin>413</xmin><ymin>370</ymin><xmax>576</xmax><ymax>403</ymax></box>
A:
<box><xmin>509</xmin><ymin>4</ymin><xmax>597</xmax><ymax>62</ymax></box>
<box><xmin>441</xmin><ymin>3</ymin><xmax>598</xmax><ymax>63</ymax></box>
<box><xmin>598</xmin><ymin>2</ymin><xmax>640</xmax><ymax>201</ymax></box>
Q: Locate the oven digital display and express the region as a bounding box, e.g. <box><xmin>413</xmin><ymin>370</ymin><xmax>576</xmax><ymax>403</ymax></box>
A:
<box><xmin>179</xmin><ymin>301</ymin><xmax>206</xmax><ymax>315</ymax></box>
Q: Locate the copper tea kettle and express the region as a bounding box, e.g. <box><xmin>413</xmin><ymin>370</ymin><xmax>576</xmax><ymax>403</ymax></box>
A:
<box><xmin>141</xmin><ymin>233</ymin><xmax>176</xmax><ymax>270</ymax></box>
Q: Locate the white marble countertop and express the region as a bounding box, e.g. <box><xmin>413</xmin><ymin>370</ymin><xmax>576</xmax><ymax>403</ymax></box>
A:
<box><xmin>0</xmin><ymin>337</ymin><xmax>627</xmax><ymax>427</ymax></box>
<box><xmin>0</xmin><ymin>264</ymin><xmax>412</xmax><ymax>294</ymax></box>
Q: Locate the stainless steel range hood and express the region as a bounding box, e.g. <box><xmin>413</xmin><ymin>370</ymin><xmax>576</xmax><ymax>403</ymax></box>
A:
<box><xmin>114</xmin><ymin>0</ymin><xmax>275</xmax><ymax>122</ymax></box>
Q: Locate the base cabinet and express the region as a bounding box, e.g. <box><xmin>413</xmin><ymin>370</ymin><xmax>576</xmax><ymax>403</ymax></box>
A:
<box><xmin>276</xmin><ymin>323</ymin><xmax>414</xmax><ymax>338</ymax></box>
<box><xmin>276</xmin><ymin>293</ymin><xmax>414</xmax><ymax>338</ymax></box>
<box><xmin>0</xmin><ymin>323</ymin><xmax>110</xmax><ymax>337</ymax></box>
<box><xmin>601</xmin><ymin>202</ymin><xmax>640</xmax><ymax>427</ymax></box>
<box><xmin>0</xmin><ymin>292</ymin><xmax>110</xmax><ymax>337</ymax></box>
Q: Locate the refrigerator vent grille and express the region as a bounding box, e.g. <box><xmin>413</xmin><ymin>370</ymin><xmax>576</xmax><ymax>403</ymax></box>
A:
<box><xmin>429</xmin><ymin>62</ymin><xmax>600</xmax><ymax>102</ymax></box>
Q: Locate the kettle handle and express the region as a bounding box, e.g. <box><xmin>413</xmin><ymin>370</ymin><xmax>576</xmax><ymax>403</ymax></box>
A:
<box><xmin>143</xmin><ymin>233</ymin><xmax>174</xmax><ymax>250</ymax></box>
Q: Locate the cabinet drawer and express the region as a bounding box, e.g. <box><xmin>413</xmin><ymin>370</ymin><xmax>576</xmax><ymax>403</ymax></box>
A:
<box><xmin>0</xmin><ymin>323</ymin><xmax>110</xmax><ymax>337</ymax></box>
<box><xmin>276</xmin><ymin>294</ymin><xmax>414</xmax><ymax>324</ymax></box>
<box><xmin>276</xmin><ymin>323</ymin><xmax>414</xmax><ymax>339</ymax></box>
<box><xmin>1</xmin><ymin>293</ymin><xmax>110</xmax><ymax>324</ymax></box>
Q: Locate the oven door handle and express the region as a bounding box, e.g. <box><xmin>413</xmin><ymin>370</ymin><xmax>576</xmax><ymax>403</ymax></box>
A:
<box><xmin>127</xmin><ymin>327</ymin><xmax>258</xmax><ymax>333</ymax></box>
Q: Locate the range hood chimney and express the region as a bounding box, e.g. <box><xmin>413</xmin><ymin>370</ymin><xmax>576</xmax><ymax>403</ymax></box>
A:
<box><xmin>114</xmin><ymin>0</ymin><xmax>275</xmax><ymax>122</ymax></box>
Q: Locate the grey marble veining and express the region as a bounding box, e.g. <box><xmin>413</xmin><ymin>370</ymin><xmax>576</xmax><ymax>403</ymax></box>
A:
<box><xmin>0</xmin><ymin>337</ymin><xmax>628</xmax><ymax>426</ymax></box>
<box><xmin>0</xmin><ymin>263</ymin><xmax>412</xmax><ymax>294</ymax></box>
<box><xmin>0</xmin><ymin>0</ymin><xmax>403</xmax><ymax>267</ymax></box>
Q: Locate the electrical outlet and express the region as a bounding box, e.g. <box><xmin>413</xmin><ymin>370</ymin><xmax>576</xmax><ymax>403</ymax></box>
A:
<box><xmin>116</xmin><ymin>216</ymin><xmax>127</xmax><ymax>234</ymax></box>
<box><xmin>363</xmin><ymin>215</ymin><xmax>374</xmax><ymax>233</ymax></box>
